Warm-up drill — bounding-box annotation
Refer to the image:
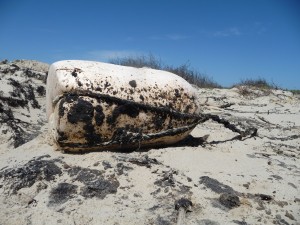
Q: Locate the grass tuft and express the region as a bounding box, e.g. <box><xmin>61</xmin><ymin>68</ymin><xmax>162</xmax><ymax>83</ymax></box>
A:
<box><xmin>290</xmin><ymin>90</ymin><xmax>300</xmax><ymax>95</ymax></box>
<box><xmin>109</xmin><ymin>54</ymin><xmax>221</xmax><ymax>88</ymax></box>
<box><xmin>233</xmin><ymin>78</ymin><xmax>279</xmax><ymax>97</ymax></box>
<box><xmin>234</xmin><ymin>78</ymin><xmax>278</xmax><ymax>89</ymax></box>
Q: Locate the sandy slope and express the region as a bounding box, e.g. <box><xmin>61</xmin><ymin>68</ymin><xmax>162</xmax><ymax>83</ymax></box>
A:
<box><xmin>0</xmin><ymin>59</ymin><xmax>48</xmax><ymax>148</ymax></box>
<box><xmin>0</xmin><ymin>62</ymin><xmax>299</xmax><ymax>225</ymax></box>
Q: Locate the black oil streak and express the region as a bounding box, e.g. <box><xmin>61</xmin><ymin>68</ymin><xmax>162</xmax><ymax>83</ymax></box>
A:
<box><xmin>104</xmin><ymin>81</ymin><xmax>111</xmax><ymax>89</ymax></box>
<box><xmin>58</xmin><ymin>99</ymin><xmax>65</xmax><ymax>117</ymax></box>
<box><xmin>67</xmin><ymin>98</ymin><xmax>94</xmax><ymax>124</ymax></box>
<box><xmin>107</xmin><ymin>103</ymin><xmax>140</xmax><ymax>125</ymax></box>
<box><xmin>66</xmin><ymin>96</ymin><xmax>102</xmax><ymax>145</ymax></box>
<box><xmin>154</xmin><ymin>113</ymin><xmax>167</xmax><ymax>130</ymax></box>
<box><xmin>174</xmin><ymin>89</ymin><xmax>180</xmax><ymax>97</ymax></box>
<box><xmin>199</xmin><ymin>176</ymin><xmax>238</xmax><ymax>194</ymax></box>
<box><xmin>219</xmin><ymin>193</ymin><xmax>240</xmax><ymax>209</ymax></box>
<box><xmin>94</xmin><ymin>105</ymin><xmax>105</xmax><ymax>126</ymax></box>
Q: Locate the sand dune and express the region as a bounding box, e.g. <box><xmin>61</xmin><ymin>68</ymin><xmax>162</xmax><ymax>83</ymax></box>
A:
<box><xmin>0</xmin><ymin>60</ymin><xmax>299</xmax><ymax>224</ymax></box>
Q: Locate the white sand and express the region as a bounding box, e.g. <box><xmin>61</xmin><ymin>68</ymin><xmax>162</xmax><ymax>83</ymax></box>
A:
<box><xmin>0</xmin><ymin>84</ymin><xmax>299</xmax><ymax>224</ymax></box>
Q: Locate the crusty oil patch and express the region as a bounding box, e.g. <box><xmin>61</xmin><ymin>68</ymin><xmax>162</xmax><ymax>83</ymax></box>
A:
<box><xmin>0</xmin><ymin>155</ymin><xmax>62</xmax><ymax>194</ymax></box>
<box><xmin>48</xmin><ymin>183</ymin><xmax>78</xmax><ymax>205</ymax></box>
<box><xmin>0</xmin><ymin>155</ymin><xmax>120</xmax><ymax>207</ymax></box>
<box><xmin>68</xmin><ymin>166</ymin><xmax>119</xmax><ymax>195</ymax></box>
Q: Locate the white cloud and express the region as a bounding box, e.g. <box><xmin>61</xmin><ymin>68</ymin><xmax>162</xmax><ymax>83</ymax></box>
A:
<box><xmin>213</xmin><ymin>27</ymin><xmax>242</xmax><ymax>37</ymax></box>
<box><xmin>253</xmin><ymin>22</ymin><xmax>267</xmax><ymax>35</ymax></box>
<box><xmin>149</xmin><ymin>34</ymin><xmax>190</xmax><ymax>40</ymax></box>
<box><xmin>124</xmin><ymin>36</ymin><xmax>134</xmax><ymax>41</ymax></box>
<box><xmin>166</xmin><ymin>34</ymin><xmax>190</xmax><ymax>40</ymax></box>
<box><xmin>86</xmin><ymin>50</ymin><xmax>142</xmax><ymax>62</ymax></box>
<box><xmin>200</xmin><ymin>24</ymin><xmax>267</xmax><ymax>38</ymax></box>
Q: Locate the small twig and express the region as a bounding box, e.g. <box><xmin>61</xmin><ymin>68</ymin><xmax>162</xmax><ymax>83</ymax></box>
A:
<box><xmin>220</xmin><ymin>103</ymin><xmax>235</xmax><ymax>109</ymax></box>
<box><xmin>177</xmin><ymin>207</ymin><xmax>186</xmax><ymax>225</ymax></box>
<box><xmin>206</xmin><ymin>114</ymin><xmax>257</xmax><ymax>138</ymax></box>
<box><xmin>256</xmin><ymin>115</ymin><xmax>276</xmax><ymax>125</ymax></box>
<box><xmin>275</xmin><ymin>102</ymin><xmax>284</xmax><ymax>107</ymax></box>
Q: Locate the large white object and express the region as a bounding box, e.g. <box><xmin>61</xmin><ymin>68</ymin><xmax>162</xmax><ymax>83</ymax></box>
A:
<box><xmin>46</xmin><ymin>60</ymin><xmax>204</xmax><ymax>152</ymax></box>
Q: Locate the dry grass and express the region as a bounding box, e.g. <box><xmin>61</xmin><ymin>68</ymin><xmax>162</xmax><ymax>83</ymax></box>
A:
<box><xmin>109</xmin><ymin>54</ymin><xmax>221</xmax><ymax>88</ymax></box>
<box><xmin>233</xmin><ymin>78</ymin><xmax>278</xmax><ymax>97</ymax></box>
<box><xmin>234</xmin><ymin>78</ymin><xmax>277</xmax><ymax>89</ymax></box>
<box><xmin>290</xmin><ymin>90</ymin><xmax>300</xmax><ymax>95</ymax></box>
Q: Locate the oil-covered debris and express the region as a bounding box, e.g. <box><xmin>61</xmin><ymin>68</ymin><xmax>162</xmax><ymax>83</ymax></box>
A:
<box><xmin>52</xmin><ymin>79</ymin><xmax>259</xmax><ymax>152</ymax></box>
<box><xmin>48</xmin><ymin>59</ymin><xmax>206</xmax><ymax>151</ymax></box>
<box><xmin>219</xmin><ymin>193</ymin><xmax>240</xmax><ymax>209</ymax></box>
<box><xmin>0</xmin><ymin>157</ymin><xmax>62</xmax><ymax>194</ymax></box>
<box><xmin>47</xmin><ymin>60</ymin><xmax>206</xmax><ymax>151</ymax></box>
<box><xmin>56</xmin><ymin>92</ymin><xmax>205</xmax><ymax>151</ymax></box>
<box><xmin>0</xmin><ymin>60</ymin><xmax>48</xmax><ymax>148</ymax></box>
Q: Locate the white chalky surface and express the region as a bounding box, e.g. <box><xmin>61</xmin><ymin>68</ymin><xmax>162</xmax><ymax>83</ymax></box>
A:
<box><xmin>46</xmin><ymin>60</ymin><xmax>199</xmax><ymax>118</ymax></box>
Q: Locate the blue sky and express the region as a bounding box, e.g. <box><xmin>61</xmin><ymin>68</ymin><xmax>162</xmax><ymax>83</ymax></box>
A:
<box><xmin>1</xmin><ymin>0</ymin><xmax>299</xmax><ymax>89</ymax></box>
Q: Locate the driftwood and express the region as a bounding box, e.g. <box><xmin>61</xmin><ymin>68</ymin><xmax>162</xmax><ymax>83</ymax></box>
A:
<box><xmin>205</xmin><ymin>114</ymin><xmax>258</xmax><ymax>138</ymax></box>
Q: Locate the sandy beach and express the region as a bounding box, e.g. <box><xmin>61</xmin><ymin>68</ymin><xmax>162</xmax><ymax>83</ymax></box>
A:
<box><xmin>0</xmin><ymin>60</ymin><xmax>299</xmax><ymax>225</ymax></box>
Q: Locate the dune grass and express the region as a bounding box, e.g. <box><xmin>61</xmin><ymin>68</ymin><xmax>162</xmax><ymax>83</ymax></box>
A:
<box><xmin>290</xmin><ymin>90</ymin><xmax>300</xmax><ymax>95</ymax></box>
<box><xmin>109</xmin><ymin>54</ymin><xmax>221</xmax><ymax>88</ymax></box>
<box><xmin>232</xmin><ymin>78</ymin><xmax>279</xmax><ymax>97</ymax></box>
<box><xmin>233</xmin><ymin>78</ymin><xmax>278</xmax><ymax>89</ymax></box>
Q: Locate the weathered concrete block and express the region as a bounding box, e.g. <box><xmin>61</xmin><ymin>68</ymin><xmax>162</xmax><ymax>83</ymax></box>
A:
<box><xmin>46</xmin><ymin>60</ymin><xmax>204</xmax><ymax>152</ymax></box>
